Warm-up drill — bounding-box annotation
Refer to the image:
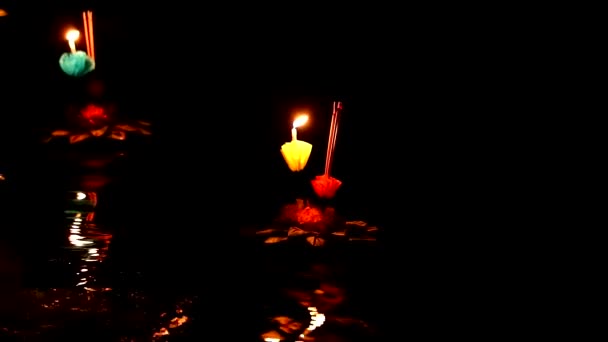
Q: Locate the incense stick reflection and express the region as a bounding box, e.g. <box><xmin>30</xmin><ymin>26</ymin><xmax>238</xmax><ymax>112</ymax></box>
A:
<box><xmin>65</xmin><ymin>191</ymin><xmax>111</xmax><ymax>287</ymax></box>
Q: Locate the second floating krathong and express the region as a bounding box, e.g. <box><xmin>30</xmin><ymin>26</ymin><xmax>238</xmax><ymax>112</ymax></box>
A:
<box><xmin>311</xmin><ymin>101</ymin><xmax>343</xmax><ymax>199</ymax></box>
<box><xmin>58</xmin><ymin>11</ymin><xmax>95</xmax><ymax>77</ymax></box>
<box><xmin>281</xmin><ymin>114</ymin><xmax>312</xmax><ymax>172</ymax></box>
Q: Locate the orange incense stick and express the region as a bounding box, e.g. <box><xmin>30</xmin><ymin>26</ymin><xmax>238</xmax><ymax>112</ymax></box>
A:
<box><xmin>82</xmin><ymin>11</ymin><xmax>90</xmax><ymax>56</ymax></box>
<box><xmin>87</xmin><ymin>11</ymin><xmax>95</xmax><ymax>61</ymax></box>
<box><xmin>324</xmin><ymin>105</ymin><xmax>335</xmax><ymax>176</ymax></box>
<box><xmin>324</xmin><ymin>101</ymin><xmax>342</xmax><ymax>176</ymax></box>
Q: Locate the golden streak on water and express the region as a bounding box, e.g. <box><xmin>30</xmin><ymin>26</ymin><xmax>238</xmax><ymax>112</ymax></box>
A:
<box><xmin>65</xmin><ymin>191</ymin><xmax>111</xmax><ymax>288</ymax></box>
<box><xmin>264</xmin><ymin>306</ymin><xmax>325</xmax><ymax>342</ymax></box>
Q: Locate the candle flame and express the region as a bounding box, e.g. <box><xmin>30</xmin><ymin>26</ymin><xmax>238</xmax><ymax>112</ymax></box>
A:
<box><xmin>66</xmin><ymin>29</ymin><xmax>80</xmax><ymax>41</ymax></box>
<box><xmin>293</xmin><ymin>115</ymin><xmax>309</xmax><ymax>128</ymax></box>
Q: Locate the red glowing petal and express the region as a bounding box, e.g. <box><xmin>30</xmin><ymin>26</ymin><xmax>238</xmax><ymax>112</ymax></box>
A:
<box><xmin>311</xmin><ymin>175</ymin><xmax>342</xmax><ymax>199</ymax></box>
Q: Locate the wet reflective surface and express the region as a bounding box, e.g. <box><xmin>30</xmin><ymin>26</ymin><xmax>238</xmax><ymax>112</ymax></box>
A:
<box><xmin>243</xmin><ymin>245</ymin><xmax>384</xmax><ymax>341</ymax></box>
<box><xmin>0</xmin><ymin>145</ymin><xmax>383</xmax><ymax>341</ymax></box>
<box><xmin>1</xmin><ymin>148</ymin><xmax>200</xmax><ymax>340</ymax></box>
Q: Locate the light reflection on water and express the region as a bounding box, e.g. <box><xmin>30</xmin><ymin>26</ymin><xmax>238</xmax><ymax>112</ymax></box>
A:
<box><xmin>64</xmin><ymin>190</ymin><xmax>111</xmax><ymax>288</ymax></box>
<box><xmin>1</xmin><ymin>162</ymin><xmax>197</xmax><ymax>340</ymax></box>
<box><xmin>2</xmin><ymin>154</ymin><xmax>379</xmax><ymax>340</ymax></box>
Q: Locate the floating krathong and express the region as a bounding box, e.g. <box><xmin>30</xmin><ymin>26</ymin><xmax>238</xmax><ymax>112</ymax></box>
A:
<box><xmin>59</xmin><ymin>11</ymin><xmax>95</xmax><ymax>77</ymax></box>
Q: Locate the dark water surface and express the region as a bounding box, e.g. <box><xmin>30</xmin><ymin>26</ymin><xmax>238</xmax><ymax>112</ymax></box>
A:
<box><xmin>0</xmin><ymin>139</ymin><xmax>384</xmax><ymax>341</ymax></box>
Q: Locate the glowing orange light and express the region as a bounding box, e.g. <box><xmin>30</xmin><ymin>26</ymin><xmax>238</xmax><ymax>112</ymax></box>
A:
<box><xmin>66</xmin><ymin>29</ymin><xmax>80</xmax><ymax>41</ymax></box>
<box><xmin>66</xmin><ymin>29</ymin><xmax>80</xmax><ymax>53</ymax></box>
<box><xmin>293</xmin><ymin>115</ymin><xmax>309</xmax><ymax>128</ymax></box>
<box><xmin>291</xmin><ymin>115</ymin><xmax>309</xmax><ymax>141</ymax></box>
<box><xmin>296</xmin><ymin>206</ymin><xmax>323</xmax><ymax>224</ymax></box>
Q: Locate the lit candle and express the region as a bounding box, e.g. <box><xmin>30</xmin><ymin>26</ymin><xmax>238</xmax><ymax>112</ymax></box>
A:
<box><xmin>59</xmin><ymin>28</ymin><xmax>95</xmax><ymax>77</ymax></box>
<box><xmin>281</xmin><ymin>114</ymin><xmax>312</xmax><ymax>172</ymax></box>
<box><xmin>66</xmin><ymin>29</ymin><xmax>80</xmax><ymax>53</ymax></box>
<box><xmin>292</xmin><ymin>114</ymin><xmax>308</xmax><ymax>141</ymax></box>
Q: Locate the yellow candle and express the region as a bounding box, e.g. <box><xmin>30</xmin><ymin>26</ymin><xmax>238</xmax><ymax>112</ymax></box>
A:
<box><xmin>281</xmin><ymin>114</ymin><xmax>312</xmax><ymax>172</ymax></box>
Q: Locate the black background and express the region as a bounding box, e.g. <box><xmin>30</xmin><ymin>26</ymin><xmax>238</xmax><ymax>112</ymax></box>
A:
<box><xmin>0</xmin><ymin>1</ymin><xmax>537</xmax><ymax>232</ymax></box>
<box><xmin>1</xmin><ymin>2</ymin><xmax>402</xmax><ymax>230</ymax></box>
<box><xmin>1</xmin><ymin>2</ymin><xmax>549</xmax><ymax>337</ymax></box>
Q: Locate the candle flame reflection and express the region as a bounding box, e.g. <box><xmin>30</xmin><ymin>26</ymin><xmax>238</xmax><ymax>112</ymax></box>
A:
<box><xmin>298</xmin><ymin>306</ymin><xmax>325</xmax><ymax>340</ymax></box>
<box><xmin>65</xmin><ymin>190</ymin><xmax>111</xmax><ymax>288</ymax></box>
<box><xmin>263</xmin><ymin>306</ymin><xmax>325</xmax><ymax>342</ymax></box>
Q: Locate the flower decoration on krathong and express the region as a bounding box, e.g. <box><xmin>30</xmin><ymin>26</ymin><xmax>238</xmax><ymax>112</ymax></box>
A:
<box><xmin>59</xmin><ymin>50</ymin><xmax>95</xmax><ymax>77</ymax></box>
<box><xmin>311</xmin><ymin>174</ymin><xmax>342</xmax><ymax>199</ymax></box>
<box><xmin>255</xmin><ymin>199</ymin><xmax>379</xmax><ymax>246</ymax></box>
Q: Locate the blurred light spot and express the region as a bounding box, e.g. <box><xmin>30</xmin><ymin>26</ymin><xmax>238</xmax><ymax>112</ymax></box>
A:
<box><xmin>0</xmin><ymin>9</ymin><xmax>7</xmax><ymax>17</ymax></box>
<box><xmin>76</xmin><ymin>192</ymin><xmax>87</xmax><ymax>200</ymax></box>
<box><xmin>168</xmin><ymin>316</ymin><xmax>188</xmax><ymax>328</ymax></box>
<box><xmin>65</xmin><ymin>29</ymin><xmax>80</xmax><ymax>41</ymax></box>
<box><xmin>152</xmin><ymin>328</ymin><xmax>169</xmax><ymax>338</ymax></box>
